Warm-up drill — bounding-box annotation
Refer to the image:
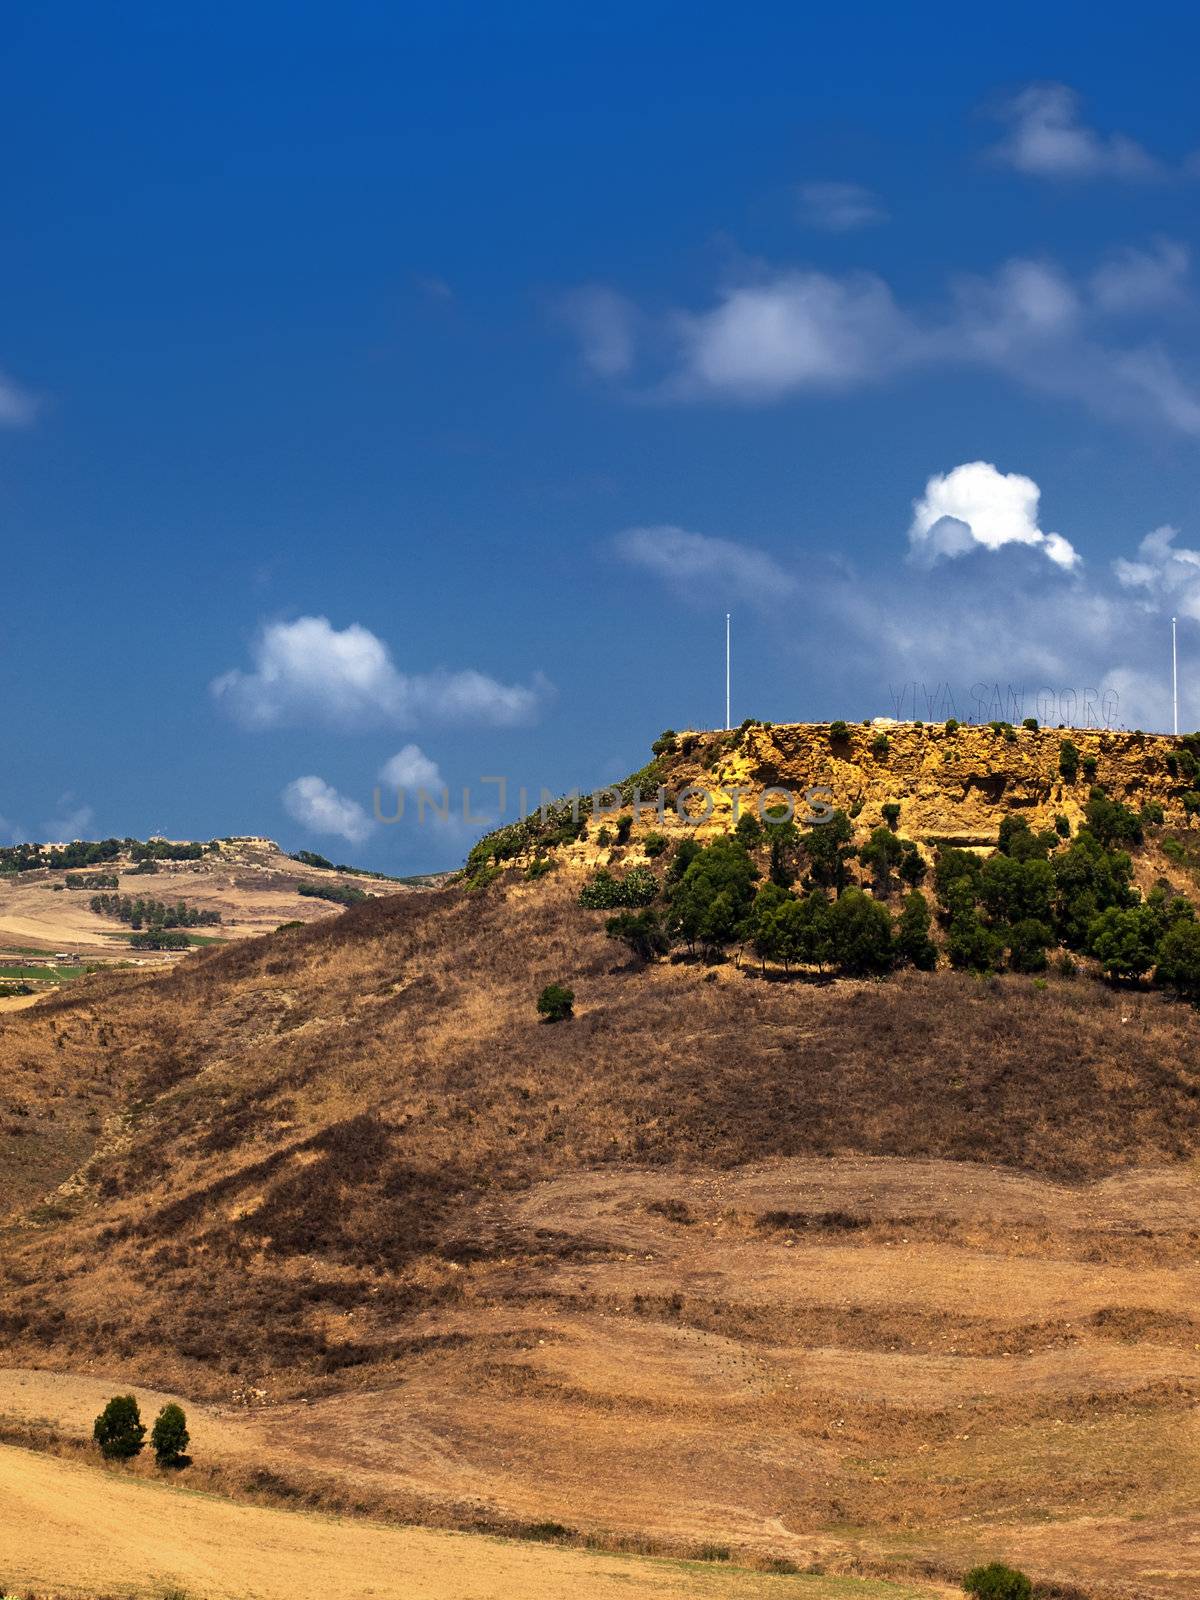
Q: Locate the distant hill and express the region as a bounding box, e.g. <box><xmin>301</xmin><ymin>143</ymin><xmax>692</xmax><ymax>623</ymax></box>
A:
<box><xmin>0</xmin><ymin>834</ymin><xmax>440</xmax><ymax>993</ymax></box>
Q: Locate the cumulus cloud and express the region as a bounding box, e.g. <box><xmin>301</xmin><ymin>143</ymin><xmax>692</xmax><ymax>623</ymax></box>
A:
<box><xmin>564</xmin><ymin>242</ymin><xmax>1200</xmax><ymax>437</ymax></box>
<box><xmin>558</xmin><ymin>285</ymin><xmax>637</xmax><ymax>377</ymax></box>
<box><xmin>1114</xmin><ymin>525</ymin><xmax>1200</xmax><ymax>621</ymax></box>
<box><xmin>909</xmin><ymin>462</ymin><xmax>1079</xmax><ymax>570</ymax></box>
<box><xmin>0</xmin><ymin>371</ymin><xmax>38</xmax><ymax>427</ymax></box>
<box><xmin>667</xmin><ymin>270</ymin><xmax>917</xmax><ymax>401</ymax></box>
<box><xmin>613</xmin><ymin>524</ymin><xmax>798</xmax><ymax>608</ymax></box>
<box><xmin>986</xmin><ymin>83</ymin><xmax>1160</xmax><ymax>180</ymax></box>
<box><xmin>212</xmin><ymin>617</ymin><xmax>548</xmax><ymax>731</ymax></box>
<box><xmin>282</xmin><ymin>775</ymin><xmax>373</xmax><ymax>846</ymax></box>
<box><xmin>797</xmin><ymin>181</ymin><xmax>887</xmax><ymax>232</ymax></box>
<box><xmin>378</xmin><ymin>744</ymin><xmax>444</xmax><ymax>791</ymax></box>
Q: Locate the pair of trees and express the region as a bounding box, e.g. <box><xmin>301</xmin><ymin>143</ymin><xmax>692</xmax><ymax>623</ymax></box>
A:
<box><xmin>93</xmin><ymin>1395</ymin><xmax>188</xmax><ymax>1467</ymax></box>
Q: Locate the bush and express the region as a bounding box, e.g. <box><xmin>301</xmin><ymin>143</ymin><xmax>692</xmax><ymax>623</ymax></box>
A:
<box><xmin>151</xmin><ymin>1402</ymin><xmax>190</xmax><ymax>1467</ymax></box>
<box><xmin>962</xmin><ymin>1563</ymin><xmax>1032</xmax><ymax>1600</ymax></box>
<box><xmin>1006</xmin><ymin>918</ymin><xmax>1053</xmax><ymax>974</ymax></box>
<box><xmin>1141</xmin><ymin>800</ymin><xmax>1165</xmax><ymax>826</ymax></box>
<box><xmin>1058</xmin><ymin>739</ymin><xmax>1080</xmax><ymax>782</ymax></box>
<box><xmin>946</xmin><ymin>913</ymin><xmax>1002</xmax><ymax>973</ymax></box>
<box><xmin>525</xmin><ymin>856</ymin><xmax>555</xmax><ymax>881</ymax></box>
<box><xmin>579</xmin><ymin>867</ymin><xmax>658</xmax><ymax>910</ymax></box>
<box><xmin>1082</xmin><ymin>753</ymin><xmax>1098</xmax><ymax>780</ymax></box>
<box><xmin>642</xmin><ymin>831</ymin><xmax>667</xmax><ymax>858</ymax></box>
<box><xmin>606</xmin><ymin>909</ymin><xmax>669</xmax><ymax>962</ymax></box>
<box><xmin>651</xmin><ymin>729</ymin><xmax>678</xmax><ymax>756</ymax></box>
<box><xmin>93</xmin><ymin>1394</ymin><xmax>146</xmax><ymax>1460</ymax></box>
<box><xmin>536</xmin><ymin>983</ymin><xmax>575</xmax><ymax>1022</ymax></box>
<box><xmin>829</xmin><ymin>720</ymin><xmax>849</xmax><ymax>742</ymax></box>
<box><xmin>871</xmin><ymin>732</ymin><xmax>890</xmax><ymax>757</ymax></box>
<box><xmin>1054</xmin><ymin>813</ymin><xmax>1071</xmax><ymax>838</ymax></box>
<box><xmin>881</xmin><ymin>801</ymin><xmax>901</xmax><ymax>827</ymax></box>
<box><xmin>945</xmin><ymin>717</ymin><xmax>959</xmax><ymax>732</ymax></box>
<box><xmin>1022</xmin><ymin>717</ymin><xmax>1038</xmax><ymax>731</ymax></box>
<box><xmin>614</xmin><ymin>814</ymin><xmax>633</xmax><ymax>845</ymax></box>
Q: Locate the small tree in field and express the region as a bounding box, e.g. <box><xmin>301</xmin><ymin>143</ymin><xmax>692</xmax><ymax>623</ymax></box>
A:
<box><xmin>962</xmin><ymin>1563</ymin><xmax>1032</xmax><ymax>1600</ymax></box>
<box><xmin>537</xmin><ymin>982</ymin><xmax>575</xmax><ymax>1022</ymax></box>
<box><xmin>151</xmin><ymin>1402</ymin><xmax>190</xmax><ymax>1467</ymax></box>
<box><xmin>93</xmin><ymin>1394</ymin><xmax>145</xmax><ymax>1460</ymax></box>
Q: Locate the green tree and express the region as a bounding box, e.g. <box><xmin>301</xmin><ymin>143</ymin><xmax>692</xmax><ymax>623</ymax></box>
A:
<box><xmin>1006</xmin><ymin>918</ymin><xmax>1053</xmax><ymax>973</ymax></box>
<box><xmin>151</xmin><ymin>1402</ymin><xmax>189</xmax><ymax>1467</ymax></box>
<box><xmin>614</xmin><ymin>814</ymin><xmax>633</xmax><ymax>845</ymax></box>
<box><xmin>895</xmin><ymin>890</ymin><xmax>937</xmax><ymax>970</ymax></box>
<box><xmin>803</xmin><ymin>809</ymin><xmax>854</xmax><ymax>894</ymax></box>
<box><xmin>666</xmin><ymin>837</ymin><xmax>758</xmax><ymax>957</ymax></box>
<box><xmin>859</xmin><ymin>826</ymin><xmax>904</xmax><ymax>899</ymax></box>
<box><xmin>650</xmin><ymin>729</ymin><xmax>677</xmax><ymax>756</ymax></box>
<box><xmin>829</xmin><ymin>720</ymin><xmax>849</xmax><ymax>742</ymax></box>
<box><xmin>1052</xmin><ymin>830</ymin><xmax>1135</xmax><ymax>949</ymax></box>
<box><xmin>979</xmin><ymin>854</ymin><xmax>1054</xmax><ymax>927</ymax></box>
<box><xmin>1156</xmin><ymin>918</ymin><xmax>1200</xmax><ymax>998</ymax></box>
<box><xmin>898</xmin><ymin>840</ymin><xmax>927</xmax><ymax>888</ymax></box>
<box><xmin>1058</xmin><ymin>739</ymin><xmax>1080</xmax><ymax>782</ymax></box>
<box><xmin>826</xmin><ymin>888</ymin><xmax>894</xmax><ymax>975</ymax></box>
<box><xmin>946</xmin><ymin>913</ymin><xmax>1002</xmax><ymax>973</ymax></box>
<box><xmin>1088</xmin><ymin>905</ymin><xmax>1159</xmax><ymax>980</ymax></box>
<box><xmin>881</xmin><ymin>801</ymin><xmax>901</xmax><ymax>828</ymax></box>
<box><xmin>1084</xmin><ymin>786</ymin><xmax>1144</xmax><ymax>848</ymax></box>
<box><xmin>93</xmin><ymin>1394</ymin><xmax>145</xmax><ymax>1460</ymax></box>
<box><xmin>536</xmin><ymin>983</ymin><xmax>575</xmax><ymax>1022</ymax></box>
<box><xmin>642</xmin><ymin>831</ymin><xmax>667</xmax><ymax>858</ymax></box>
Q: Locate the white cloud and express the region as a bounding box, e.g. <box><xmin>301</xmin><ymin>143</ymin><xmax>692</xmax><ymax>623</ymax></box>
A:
<box><xmin>797</xmin><ymin>181</ymin><xmax>887</xmax><ymax>232</ymax></box>
<box><xmin>987</xmin><ymin>83</ymin><xmax>1160</xmax><ymax>180</ymax></box>
<box><xmin>282</xmin><ymin>775</ymin><xmax>373</xmax><ymax>847</ymax></box>
<box><xmin>909</xmin><ymin>462</ymin><xmax>1079</xmax><ymax>570</ymax></box>
<box><xmin>212</xmin><ymin>617</ymin><xmax>548</xmax><ymax>731</ymax></box>
<box><xmin>1090</xmin><ymin>240</ymin><xmax>1190</xmax><ymax>314</ymax></box>
<box><xmin>0</xmin><ymin>371</ymin><xmax>38</xmax><ymax>427</ymax></box>
<box><xmin>1114</xmin><ymin>524</ymin><xmax>1200</xmax><ymax>621</ymax></box>
<box><xmin>43</xmin><ymin>795</ymin><xmax>96</xmax><ymax>842</ymax></box>
<box><xmin>558</xmin><ymin>285</ymin><xmax>637</xmax><ymax>377</ymax></box>
<box><xmin>667</xmin><ymin>270</ymin><xmax>917</xmax><ymax>401</ymax></box>
<box><xmin>613</xmin><ymin>524</ymin><xmax>798</xmax><ymax>608</ymax></box>
<box><xmin>378</xmin><ymin>744</ymin><xmax>444</xmax><ymax>791</ymax></box>
<box><xmin>567</xmin><ymin>243</ymin><xmax>1200</xmax><ymax>437</ymax></box>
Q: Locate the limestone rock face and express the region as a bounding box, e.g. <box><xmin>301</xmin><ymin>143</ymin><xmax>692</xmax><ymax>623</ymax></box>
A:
<box><xmin>679</xmin><ymin>722</ymin><xmax>1190</xmax><ymax>846</ymax></box>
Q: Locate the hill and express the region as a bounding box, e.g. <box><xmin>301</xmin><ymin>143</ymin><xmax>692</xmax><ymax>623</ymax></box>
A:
<box><xmin>0</xmin><ymin>834</ymin><xmax>434</xmax><ymax>998</ymax></box>
<box><xmin>3</xmin><ymin>723</ymin><xmax>1200</xmax><ymax>1597</ymax></box>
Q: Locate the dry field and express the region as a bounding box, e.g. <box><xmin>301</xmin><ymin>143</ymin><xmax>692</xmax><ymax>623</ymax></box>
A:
<box><xmin>2</xmin><ymin>879</ymin><xmax>1199</xmax><ymax>1596</ymax></box>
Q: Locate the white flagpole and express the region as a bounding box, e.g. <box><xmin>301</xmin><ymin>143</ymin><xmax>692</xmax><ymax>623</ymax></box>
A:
<box><xmin>1173</xmin><ymin>616</ymin><xmax>1179</xmax><ymax>736</ymax></box>
<box><xmin>725</xmin><ymin>613</ymin><xmax>731</xmax><ymax>731</ymax></box>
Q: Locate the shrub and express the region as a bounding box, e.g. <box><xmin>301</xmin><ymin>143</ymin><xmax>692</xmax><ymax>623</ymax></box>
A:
<box><xmin>524</xmin><ymin>856</ymin><xmax>555</xmax><ymax>881</ymax></box>
<box><xmin>828</xmin><ymin>720</ymin><xmax>849</xmax><ymax>742</ymax></box>
<box><xmin>881</xmin><ymin>801</ymin><xmax>901</xmax><ymax>827</ymax></box>
<box><xmin>945</xmin><ymin>718</ymin><xmax>960</xmax><ymax>732</ymax></box>
<box><xmin>1084</xmin><ymin>787</ymin><xmax>1143</xmax><ymax>848</ymax></box>
<box><xmin>1141</xmin><ymin>800</ymin><xmax>1165</xmax><ymax>826</ymax></box>
<box><xmin>93</xmin><ymin>1394</ymin><xmax>145</xmax><ymax>1460</ymax></box>
<box><xmin>579</xmin><ymin>867</ymin><xmax>658</xmax><ymax>910</ymax></box>
<box><xmin>871</xmin><ymin>732</ymin><xmax>890</xmax><ymax>757</ymax></box>
<box><xmin>946</xmin><ymin>913</ymin><xmax>1002</xmax><ymax>973</ymax></box>
<box><xmin>734</xmin><ymin>813</ymin><xmax>763</xmax><ymax>846</ymax></box>
<box><xmin>605</xmin><ymin>909</ymin><xmax>668</xmax><ymax>962</ymax></box>
<box><xmin>651</xmin><ymin>729</ymin><xmax>678</xmax><ymax>756</ymax></box>
<box><xmin>859</xmin><ymin>826</ymin><xmax>904</xmax><ymax>899</ymax></box>
<box><xmin>596</xmin><ymin>827</ymin><xmax>612</xmax><ymax>847</ymax></box>
<box><xmin>1082</xmin><ymin>753</ymin><xmax>1098</xmax><ymax>780</ymax></box>
<box><xmin>1054</xmin><ymin>813</ymin><xmax>1071</xmax><ymax>837</ymax></box>
<box><xmin>536</xmin><ymin>983</ymin><xmax>575</xmax><ymax>1022</ymax></box>
<box><xmin>642</xmin><ymin>831</ymin><xmax>667</xmax><ymax>858</ymax></box>
<box><xmin>151</xmin><ymin>1402</ymin><xmax>190</xmax><ymax>1467</ymax></box>
<box><xmin>614</xmin><ymin>814</ymin><xmax>633</xmax><ymax>845</ymax></box>
<box><xmin>1022</xmin><ymin>717</ymin><xmax>1038</xmax><ymax>731</ymax></box>
<box><xmin>1058</xmin><ymin>739</ymin><xmax>1080</xmax><ymax>782</ymax></box>
<box><xmin>1184</xmin><ymin>790</ymin><xmax>1200</xmax><ymax>815</ymax></box>
<box><xmin>962</xmin><ymin>1563</ymin><xmax>1032</xmax><ymax>1600</ymax></box>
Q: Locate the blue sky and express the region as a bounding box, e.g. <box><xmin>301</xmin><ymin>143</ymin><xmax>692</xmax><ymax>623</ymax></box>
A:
<box><xmin>6</xmin><ymin>2</ymin><xmax>1200</xmax><ymax>870</ymax></box>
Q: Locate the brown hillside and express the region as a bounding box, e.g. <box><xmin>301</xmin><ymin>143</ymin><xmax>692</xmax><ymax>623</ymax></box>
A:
<box><xmin>2</xmin><ymin>872</ymin><xmax>1200</xmax><ymax>1595</ymax></box>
